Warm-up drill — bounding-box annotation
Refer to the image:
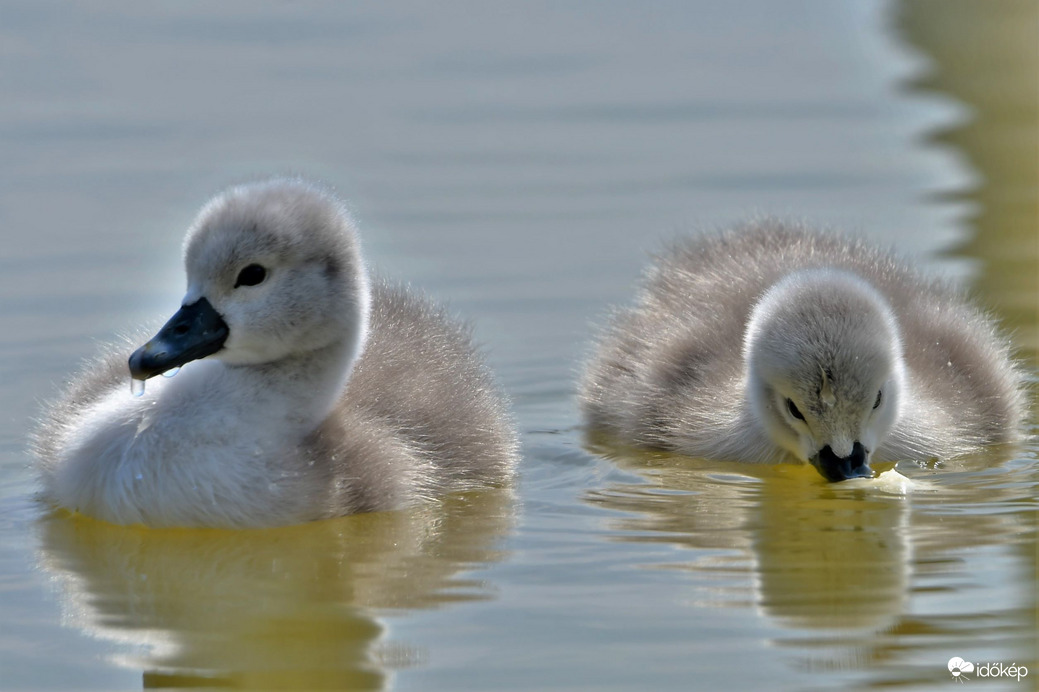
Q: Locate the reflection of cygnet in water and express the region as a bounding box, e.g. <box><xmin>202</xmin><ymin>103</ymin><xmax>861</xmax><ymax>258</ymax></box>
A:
<box><xmin>580</xmin><ymin>223</ymin><xmax>1026</xmax><ymax>482</ymax></box>
<box><xmin>32</xmin><ymin>179</ymin><xmax>517</xmax><ymax>528</ymax></box>
<box><xmin>750</xmin><ymin>471</ymin><xmax>910</xmax><ymax>632</ymax></box>
<box><xmin>583</xmin><ymin>446</ymin><xmax>912</xmax><ymax>633</ymax></box>
<box><xmin>35</xmin><ymin>488</ymin><xmax>514</xmax><ymax>690</ymax></box>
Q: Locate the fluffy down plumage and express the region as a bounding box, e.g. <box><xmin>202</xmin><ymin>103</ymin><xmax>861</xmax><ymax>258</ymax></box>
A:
<box><xmin>580</xmin><ymin>221</ymin><xmax>1026</xmax><ymax>480</ymax></box>
<box><xmin>33</xmin><ymin>179</ymin><xmax>517</xmax><ymax>527</ymax></box>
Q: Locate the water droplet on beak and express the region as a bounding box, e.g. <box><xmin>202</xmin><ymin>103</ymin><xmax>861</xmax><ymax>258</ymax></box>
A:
<box><xmin>131</xmin><ymin>378</ymin><xmax>146</xmax><ymax>397</ymax></box>
<box><xmin>161</xmin><ymin>367</ymin><xmax>181</xmax><ymax>378</ymax></box>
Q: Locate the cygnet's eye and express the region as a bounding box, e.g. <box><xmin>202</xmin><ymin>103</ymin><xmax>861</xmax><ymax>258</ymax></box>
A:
<box><xmin>786</xmin><ymin>399</ymin><xmax>805</xmax><ymax>421</ymax></box>
<box><xmin>873</xmin><ymin>390</ymin><xmax>882</xmax><ymax>410</ymax></box>
<box><xmin>234</xmin><ymin>264</ymin><xmax>267</xmax><ymax>288</ymax></box>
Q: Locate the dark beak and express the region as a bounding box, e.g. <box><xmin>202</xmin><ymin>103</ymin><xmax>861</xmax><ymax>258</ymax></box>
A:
<box><xmin>810</xmin><ymin>441</ymin><xmax>874</xmax><ymax>482</ymax></box>
<box><xmin>128</xmin><ymin>297</ymin><xmax>229</xmax><ymax>380</ymax></box>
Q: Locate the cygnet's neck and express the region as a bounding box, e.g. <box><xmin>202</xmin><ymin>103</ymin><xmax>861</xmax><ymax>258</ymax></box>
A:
<box><xmin>222</xmin><ymin>335</ymin><xmax>360</xmax><ymax>432</ymax></box>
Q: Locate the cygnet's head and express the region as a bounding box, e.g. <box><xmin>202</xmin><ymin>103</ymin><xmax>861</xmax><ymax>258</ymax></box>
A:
<box><xmin>744</xmin><ymin>269</ymin><xmax>905</xmax><ymax>481</ymax></box>
<box><xmin>129</xmin><ymin>179</ymin><xmax>370</xmax><ymax>379</ymax></box>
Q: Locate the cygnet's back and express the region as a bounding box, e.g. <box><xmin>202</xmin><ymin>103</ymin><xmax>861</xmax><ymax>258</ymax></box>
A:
<box><xmin>580</xmin><ymin>221</ymin><xmax>1026</xmax><ymax>477</ymax></box>
<box><xmin>312</xmin><ymin>280</ymin><xmax>518</xmax><ymax>513</ymax></box>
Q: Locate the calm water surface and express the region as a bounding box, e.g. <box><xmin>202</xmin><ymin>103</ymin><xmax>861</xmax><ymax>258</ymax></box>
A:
<box><xmin>0</xmin><ymin>1</ymin><xmax>1035</xmax><ymax>690</ymax></box>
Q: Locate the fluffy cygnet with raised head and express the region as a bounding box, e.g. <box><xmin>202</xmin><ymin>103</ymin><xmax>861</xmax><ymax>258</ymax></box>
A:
<box><xmin>34</xmin><ymin>179</ymin><xmax>518</xmax><ymax>527</ymax></box>
<box><xmin>580</xmin><ymin>222</ymin><xmax>1026</xmax><ymax>482</ymax></box>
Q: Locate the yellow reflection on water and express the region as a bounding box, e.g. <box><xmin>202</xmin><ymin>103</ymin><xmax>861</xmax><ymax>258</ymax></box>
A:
<box><xmin>584</xmin><ymin>432</ymin><xmax>1031</xmax><ymax>680</ymax></box>
<box><xmin>895</xmin><ymin>0</ymin><xmax>1039</xmax><ymax>361</ymax></box>
<box><xmin>585</xmin><ymin>434</ymin><xmax>910</xmax><ymax>632</ymax></box>
<box><xmin>35</xmin><ymin>489</ymin><xmax>514</xmax><ymax>690</ymax></box>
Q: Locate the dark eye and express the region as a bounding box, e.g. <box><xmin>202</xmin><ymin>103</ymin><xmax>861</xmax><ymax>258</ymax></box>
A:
<box><xmin>873</xmin><ymin>390</ymin><xmax>882</xmax><ymax>410</ymax></box>
<box><xmin>786</xmin><ymin>399</ymin><xmax>805</xmax><ymax>421</ymax></box>
<box><xmin>234</xmin><ymin>264</ymin><xmax>267</xmax><ymax>288</ymax></box>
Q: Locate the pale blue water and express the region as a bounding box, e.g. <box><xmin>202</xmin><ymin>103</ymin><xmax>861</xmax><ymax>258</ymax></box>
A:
<box><xmin>1</xmin><ymin>1</ymin><xmax>1035</xmax><ymax>690</ymax></box>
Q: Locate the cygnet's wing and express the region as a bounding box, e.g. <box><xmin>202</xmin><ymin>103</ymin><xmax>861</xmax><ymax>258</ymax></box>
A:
<box><xmin>312</xmin><ymin>280</ymin><xmax>518</xmax><ymax>513</ymax></box>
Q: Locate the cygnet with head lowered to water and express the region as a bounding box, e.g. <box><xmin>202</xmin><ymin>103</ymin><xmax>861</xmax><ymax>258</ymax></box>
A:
<box><xmin>579</xmin><ymin>222</ymin><xmax>1027</xmax><ymax>482</ymax></box>
<box><xmin>33</xmin><ymin>179</ymin><xmax>518</xmax><ymax>527</ymax></box>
